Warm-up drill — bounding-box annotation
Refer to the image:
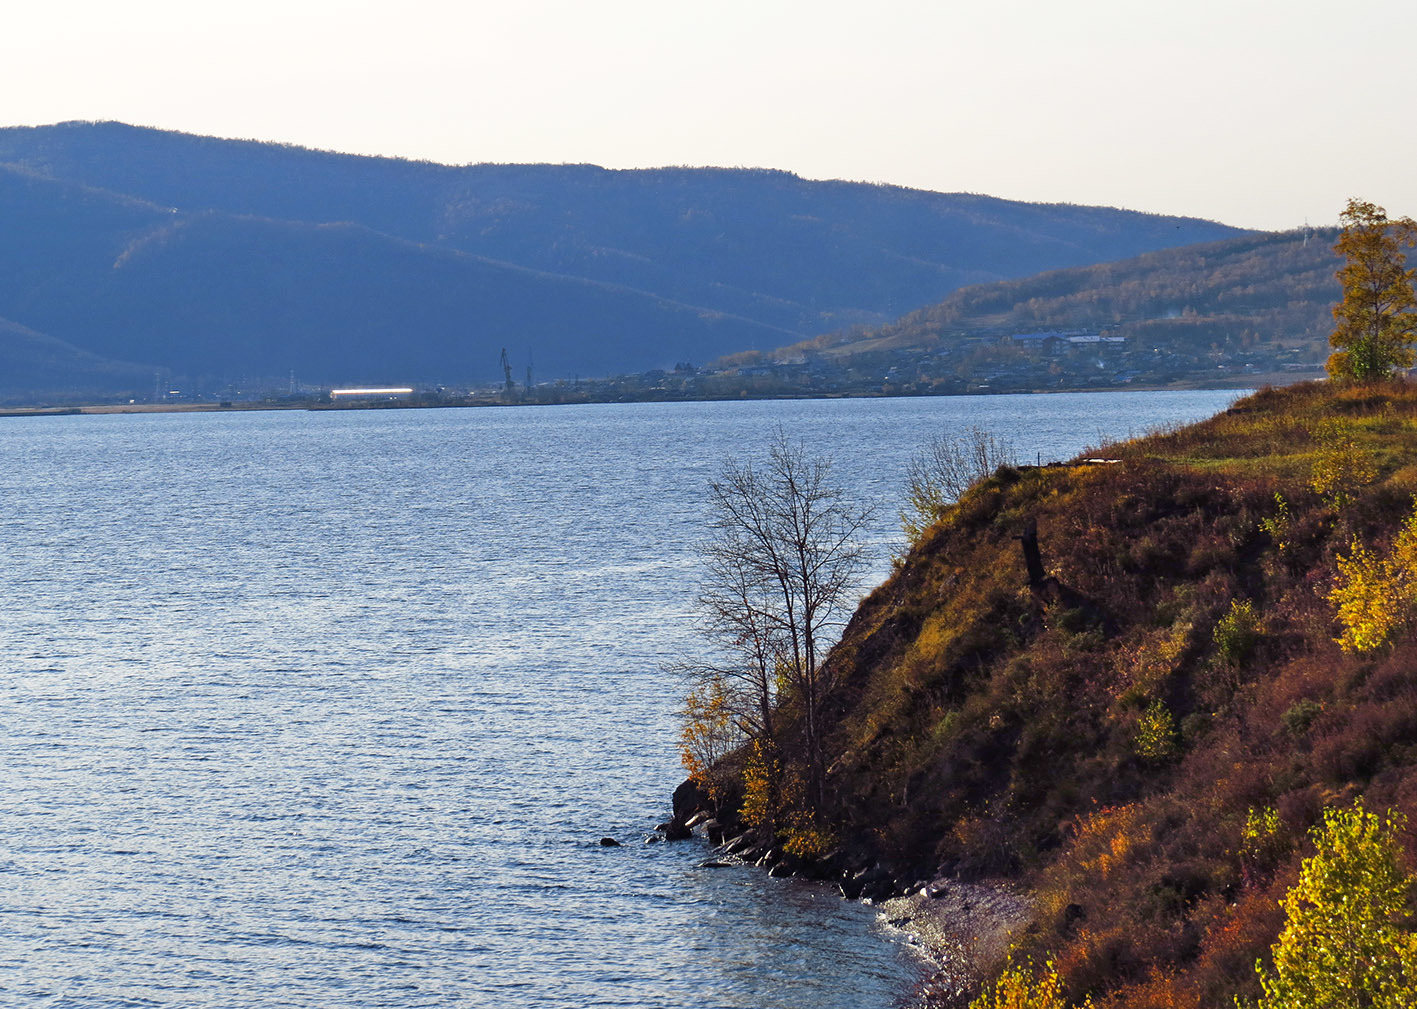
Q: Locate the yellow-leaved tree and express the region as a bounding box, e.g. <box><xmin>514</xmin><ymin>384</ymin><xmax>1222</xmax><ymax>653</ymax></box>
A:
<box><xmin>1309</xmin><ymin>418</ymin><xmax>1377</xmax><ymax>511</ymax></box>
<box><xmin>1329</xmin><ymin>501</ymin><xmax>1417</xmax><ymax>652</ymax></box>
<box><xmin>1327</xmin><ymin>198</ymin><xmax>1417</xmax><ymax>381</ymax></box>
<box><xmin>970</xmin><ymin>960</ymin><xmax>1092</xmax><ymax>1009</ymax></box>
<box><xmin>1242</xmin><ymin>802</ymin><xmax>1417</xmax><ymax>1009</ymax></box>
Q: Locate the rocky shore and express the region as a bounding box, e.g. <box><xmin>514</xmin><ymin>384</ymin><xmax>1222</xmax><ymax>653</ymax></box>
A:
<box><xmin>660</xmin><ymin>779</ymin><xmax>1031</xmax><ymax>1008</ymax></box>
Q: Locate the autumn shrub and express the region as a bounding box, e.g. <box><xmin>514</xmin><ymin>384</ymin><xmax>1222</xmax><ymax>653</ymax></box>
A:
<box><xmin>1213</xmin><ymin>599</ymin><xmax>1263</xmax><ymax>666</ymax></box>
<box><xmin>1134</xmin><ymin>701</ymin><xmax>1178</xmax><ymax>763</ymax></box>
<box><xmin>971</xmin><ymin>959</ymin><xmax>1092</xmax><ymax>1009</ymax></box>
<box><xmin>1257</xmin><ymin>493</ymin><xmax>1291</xmax><ymax>552</ymax></box>
<box><xmin>1279</xmin><ymin>699</ymin><xmax>1322</xmax><ymax>736</ymax></box>
<box><xmin>679</xmin><ymin>676</ymin><xmax>742</xmax><ymax>801</ymax></box>
<box><xmin>1243</xmin><ymin>801</ymin><xmax>1417</xmax><ymax>1009</ymax></box>
<box><xmin>739</xmin><ymin>738</ymin><xmax>781</xmax><ymax>830</ymax></box>
<box><xmin>1238</xmin><ymin>807</ymin><xmax>1290</xmax><ymax>887</ymax></box>
<box><xmin>1309</xmin><ymin>418</ymin><xmax>1378</xmax><ymax>510</ymax></box>
<box><xmin>1329</xmin><ymin>501</ymin><xmax>1417</xmax><ymax>651</ymax></box>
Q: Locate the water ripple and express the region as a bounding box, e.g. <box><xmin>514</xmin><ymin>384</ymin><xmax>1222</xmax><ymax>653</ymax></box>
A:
<box><xmin>0</xmin><ymin>393</ymin><xmax>1240</xmax><ymax>1007</ymax></box>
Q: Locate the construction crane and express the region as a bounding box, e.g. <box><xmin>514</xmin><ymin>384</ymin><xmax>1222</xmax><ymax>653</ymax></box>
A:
<box><xmin>500</xmin><ymin>348</ymin><xmax>514</xmax><ymax>394</ymax></box>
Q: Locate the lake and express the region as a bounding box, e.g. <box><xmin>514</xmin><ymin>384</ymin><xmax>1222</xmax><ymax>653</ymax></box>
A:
<box><xmin>0</xmin><ymin>390</ymin><xmax>1242</xmax><ymax>1007</ymax></box>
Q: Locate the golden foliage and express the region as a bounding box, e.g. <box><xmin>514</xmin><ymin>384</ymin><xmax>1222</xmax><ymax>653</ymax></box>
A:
<box><xmin>1065</xmin><ymin>804</ymin><xmax>1146</xmax><ymax>883</ymax></box>
<box><xmin>1326</xmin><ymin>198</ymin><xmax>1417</xmax><ymax>381</ymax></box>
<box><xmin>971</xmin><ymin>960</ymin><xmax>1092</xmax><ymax>1009</ymax></box>
<box><xmin>739</xmin><ymin>738</ymin><xmax>780</xmax><ymax>829</ymax></box>
<box><xmin>1309</xmin><ymin>418</ymin><xmax>1378</xmax><ymax>510</ymax></box>
<box><xmin>679</xmin><ymin>676</ymin><xmax>740</xmax><ymax>800</ymax></box>
<box><xmin>1329</xmin><ymin>502</ymin><xmax>1417</xmax><ymax>652</ymax></box>
<box><xmin>1244</xmin><ymin>802</ymin><xmax>1417</xmax><ymax>1009</ymax></box>
<box><xmin>1239</xmin><ymin>806</ymin><xmax>1289</xmax><ymax>887</ymax></box>
<box><xmin>781</xmin><ymin>809</ymin><xmax>836</xmax><ymax>859</ymax></box>
<box><xmin>1257</xmin><ymin>492</ymin><xmax>1292</xmax><ymax>553</ymax></box>
<box><xmin>1134</xmin><ymin>700</ymin><xmax>1178</xmax><ymax>762</ymax></box>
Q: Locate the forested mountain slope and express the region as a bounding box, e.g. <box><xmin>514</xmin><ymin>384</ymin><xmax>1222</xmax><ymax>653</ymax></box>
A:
<box><xmin>757</xmin><ymin>230</ymin><xmax>1339</xmax><ymax>391</ymax></box>
<box><xmin>0</xmin><ymin>121</ymin><xmax>1245</xmax><ymax>401</ymax></box>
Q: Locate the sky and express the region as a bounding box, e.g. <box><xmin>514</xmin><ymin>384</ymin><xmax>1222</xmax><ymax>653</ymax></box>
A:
<box><xmin>2</xmin><ymin>0</ymin><xmax>1412</xmax><ymax>232</ymax></box>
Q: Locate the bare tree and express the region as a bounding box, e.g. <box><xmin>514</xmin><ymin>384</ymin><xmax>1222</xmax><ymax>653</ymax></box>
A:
<box><xmin>692</xmin><ymin>430</ymin><xmax>873</xmax><ymax>807</ymax></box>
<box><xmin>900</xmin><ymin>425</ymin><xmax>1016</xmax><ymax>546</ymax></box>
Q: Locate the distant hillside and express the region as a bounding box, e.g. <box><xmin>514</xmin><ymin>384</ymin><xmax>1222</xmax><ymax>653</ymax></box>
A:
<box><xmin>730</xmin><ymin>229</ymin><xmax>1337</xmax><ymax>393</ymax></box>
<box><xmin>806</xmin><ymin>229</ymin><xmax>1337</xmax><ymax>355</ymax></box>
<box><xmin>0</xmin><ymin>315</ymin><xmax>153</xmax><ymax>401</ymax></box>
<box><xmin>0</xmin><ymin>121</ymin><xmax>1246</xmax><ymax>402</ymax></box>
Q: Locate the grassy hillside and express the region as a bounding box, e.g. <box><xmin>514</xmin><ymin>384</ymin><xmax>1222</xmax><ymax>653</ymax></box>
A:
<box><xmin>744</xmin><ymin>230</ymin><xmax>1338</xmax><ymax>393</ymax></box>
<box><xmin>694</xmin><ymin>380</ymin><xmax>1417</xmax><ymax>1008</ymax></box>
<box><xmin>801</xmin><ymin>230</ymin><xmax>1336</xmax><ymax>355</ymax></box>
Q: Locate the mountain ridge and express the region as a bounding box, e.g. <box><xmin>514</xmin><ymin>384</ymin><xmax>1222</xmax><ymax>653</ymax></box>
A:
<box><xmin>0</xmin><ymin>121</ymin><xmax>1247</xmax><ymax>402</ymax></box>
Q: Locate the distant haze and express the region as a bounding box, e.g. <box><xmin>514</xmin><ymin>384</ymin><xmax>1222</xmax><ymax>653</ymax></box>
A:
<box><xmin>1</xmin><ymin>0</ymin><xmax>1413</xmax><ymax>232</ymax></box>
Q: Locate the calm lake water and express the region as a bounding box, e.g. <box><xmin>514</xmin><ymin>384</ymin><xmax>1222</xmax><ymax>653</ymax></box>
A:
<box><xmin>0</xmin><ymin>391</ymin><xmax>1242</xmax><ymax>1008</ymax></box>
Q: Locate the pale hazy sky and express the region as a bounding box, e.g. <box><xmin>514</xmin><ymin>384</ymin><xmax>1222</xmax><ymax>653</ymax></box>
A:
<box><xmin>2</xmin><ymin>0</ymin><xmax>1411</xmax><ymax>231</ymax></box>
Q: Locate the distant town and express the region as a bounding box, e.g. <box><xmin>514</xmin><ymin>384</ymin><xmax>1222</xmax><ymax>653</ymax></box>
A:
<box><xmin>4</xmin><ymin>326</ymin><xmax>1322</xmax><ymax>418</ymax></box>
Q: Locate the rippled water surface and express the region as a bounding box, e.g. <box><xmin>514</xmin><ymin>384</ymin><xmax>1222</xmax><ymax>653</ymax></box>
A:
<box><xmin>1</xmin><ymin>392</ymin><xmax>1242</xmax><ymax>1007</ymax></box>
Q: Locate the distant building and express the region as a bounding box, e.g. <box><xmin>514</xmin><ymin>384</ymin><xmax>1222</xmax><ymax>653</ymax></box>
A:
<box><xmin>1009</xmin><ymin>332</ymin><xmax>1066</xmax><ymax>354</ymax></box>
<box><xmin>329</xmin><ymin>387</ymin><xmax>414</xmax><ymax>400</ymax></box>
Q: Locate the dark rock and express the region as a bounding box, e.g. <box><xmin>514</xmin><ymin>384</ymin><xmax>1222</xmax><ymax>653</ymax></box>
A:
<box><xmin>662</xmin><ymin>821</ymin><xmax>692</xmax><ymax>841</ymax></box>
<box><xmin>643</xmin><ymin>835</ymin><xmax>660</xmax><ymax>844</ymax></box>
<box><xmin>817</xmin><ymin>848</ymin><xmax>850</xmax><ymax>877</ymax></box>
<box><xmin>839</xmin><ymin>877</ymin><xmax>865</xmax><ymax>900</ymax></box>
<box><xmin>701</xmin><ymin>819</ymin><xmax>724</xmax><ymax>845</ymax></box>
<box><xmin>599</xmin><ymin>837</ymin><xmax>622</xmax><ymax>847</ymax></box>
<box><xmin>768</xmin><ymin>862</ymin><xmax>795</xmax><ymax>878</ymax></box>
<box><xmin>672</xmin><ymin>778</ymin><xmax>710</xmax><ymax>822</ymax></box>
<box><xmin>721</xmin><ymin>833</ymin><xmax>752</xmax><ymax>854</ymax></box>
<box><xmin>698</xmin><ymin>859</ymin><xmax>734</xmax><ymax>869</ymax></box>
<box><xmin>794</xmin><ymin>858</ymin><xmax>828</xmax><ymax>881</ymax></box>
<box><xmin>854</xmin><ymin>863</ymin><xmax>888</xmax><ymax>884</ymax></box>
<box><xmin>861</xmin><ymin>879</ymin><xmax>894</xmax><ymax>903</ymax></box>
<box><xmin>685</xmin><ymin>811</ymin><xmax>711</xmax><ymax>829</ymax></box>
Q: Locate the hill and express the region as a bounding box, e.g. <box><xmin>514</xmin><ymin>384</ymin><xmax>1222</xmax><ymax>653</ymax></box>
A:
<box><xmin>0</xmin><ymin>121</ymin><xmax>1245</xmax><ymax>402</ymax></box>
<box><xmin>673</xmin><ymin>380</ymin><xmax>1417</xmax><ymax>1008</ymax></box>
<box><xmin>737</xmin><ymin>229</ymin><xmax>1340</xmax><ymax>394</ymax></box>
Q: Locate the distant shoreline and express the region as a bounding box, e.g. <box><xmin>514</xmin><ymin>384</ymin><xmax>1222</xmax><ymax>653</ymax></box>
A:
<box><xmin>0</xmin><ymin>372</ymin><xmax>1300</xmax><ymax>420</ymax></box>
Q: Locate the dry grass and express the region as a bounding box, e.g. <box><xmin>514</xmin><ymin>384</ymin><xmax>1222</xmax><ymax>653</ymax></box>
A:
<box><xmin>810</xmin><ymin>378</ymin><xmax>1417</xmax><ymax>1007</ymax></box>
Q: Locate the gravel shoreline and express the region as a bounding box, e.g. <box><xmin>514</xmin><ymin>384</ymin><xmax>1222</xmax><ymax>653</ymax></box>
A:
<box><xmin>877</xmin><ymin>879</ymin><xmax>1032</xmax><ymax>1008</ymax></box>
